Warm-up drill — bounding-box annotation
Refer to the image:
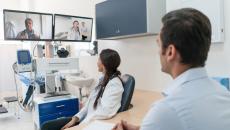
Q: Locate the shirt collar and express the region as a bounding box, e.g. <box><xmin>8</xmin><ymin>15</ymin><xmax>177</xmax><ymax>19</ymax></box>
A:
<box><xmin>162</xmin><ymin>67</ymin><xmax>208</xmax><ymax>96</ymax></box>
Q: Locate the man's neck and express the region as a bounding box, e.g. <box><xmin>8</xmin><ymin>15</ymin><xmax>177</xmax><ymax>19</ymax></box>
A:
<box><xmin>171</xmin><ymin>64</ymin><xmax>192</xmax><ymax>79</ymax></box>
<box><xmin>26</xmin><ymin>29</ymin><xmax>33</xmax><ymax>33</ymax></box>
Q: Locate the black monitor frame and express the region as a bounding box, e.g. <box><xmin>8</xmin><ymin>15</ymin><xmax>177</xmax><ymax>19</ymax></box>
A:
<box><xmin>54</xmin><ymin>14</ymin><xmax>93</xmax><ymax>42</ymax></box>
<box><xmin>3</xmin><ymin>9</ymin><xmax>53</xmax><ymax>41</ymax></box>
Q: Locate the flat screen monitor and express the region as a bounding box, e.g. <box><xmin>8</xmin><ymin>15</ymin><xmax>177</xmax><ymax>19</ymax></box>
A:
<box><xmin>3</xmin><ymin>9</ymin><xmax>53</xmax><ymax>41</ymax></box>
<box><xmin>17</xmin><ymin>50</ymin><xmax>31</xmax><ymax>64</ymax></box>
<box><xmin>54</xmin><ymin>14</ymin><xmax>93</xmax><ymax>42</ymax></box>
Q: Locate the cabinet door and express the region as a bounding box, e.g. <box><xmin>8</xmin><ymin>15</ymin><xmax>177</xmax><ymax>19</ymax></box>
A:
<box><xmin>39</xmin><ymin>98</ymin><xmax>78</xmax><ymax>116</ymax></box>
<box><xmin>39</xmin><ymin>111</ymin><xmax>76</xmax><ymax>127</ymax></box>
<box><xmin>96</xmin><ymin>0</ymin><xmax>118</xmax><ymax>38</ymax></box>
<box><xmin>96</xmin><ymin>0</ymin><xmax>147</xmax><ymax>39</ymax></box>
<box><xmin>115</xmin><ymin>0</ymin><xmax>147</xmax><ymax>36</ymax></box>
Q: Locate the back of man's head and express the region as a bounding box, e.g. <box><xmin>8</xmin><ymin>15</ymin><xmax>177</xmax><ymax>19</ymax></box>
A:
<box><xmin>161</xmin><ymin>8</ymin><xmax>212</xmax><ymax>67</ymax></box>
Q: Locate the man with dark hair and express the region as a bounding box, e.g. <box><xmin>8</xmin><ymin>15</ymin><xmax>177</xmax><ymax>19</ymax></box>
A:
<box><xmin>113</xmin><ymin>8</ymin><xmax>230</xmax><ymax>130</ymax></box>
<box><xmin>17</xmin><ymin>18</ymin><xmax>40</xmax><ymax>39</ymax></box>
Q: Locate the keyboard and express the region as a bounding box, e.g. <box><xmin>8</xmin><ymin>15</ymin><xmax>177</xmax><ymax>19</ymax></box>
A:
<box><xmin>0</xmin><ymin>107</ymin><xmax>8</xmax><ymax>114</ymax></box>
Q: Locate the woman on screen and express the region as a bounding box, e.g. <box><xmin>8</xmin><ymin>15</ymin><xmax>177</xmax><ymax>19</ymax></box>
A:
<box><xmin>68</xmin><ymin>20</ymin><xmax>81</xmax><ymax>40</ymax></box>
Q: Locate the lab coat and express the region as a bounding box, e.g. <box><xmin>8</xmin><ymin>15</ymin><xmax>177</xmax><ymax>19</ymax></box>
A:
<box><xmin>68</xmin><ymin>28</ymin><xmax>81</xmax><ymax>40</ymax></box>
<box><xmin>75</xmin><ymin>77</ymin><xmax>124</xmax><ymax>123</ymax></box>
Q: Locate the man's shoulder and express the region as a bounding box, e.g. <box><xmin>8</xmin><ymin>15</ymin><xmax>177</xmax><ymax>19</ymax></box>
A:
<box><xmin>142</xmin><ymin>99</ymin><xmax>181</xmax><ymax>128</ymax></box>
<box><xmin>149</xmin><ymin>99</ymin><xmax>175</xmax><ymax>115</ymax></box>
<box><xmin>17</xmin><ymin>30</ymin><xmax>27</xmax><ymax>37</ymax></box>
<box><xmin>18</xmin><ymin>30</ymin><xmax>26</xmax><ymax>34</ymax></box>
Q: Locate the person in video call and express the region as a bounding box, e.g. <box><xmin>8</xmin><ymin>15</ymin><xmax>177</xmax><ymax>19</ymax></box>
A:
<box><xmin>16</xmin><ymin>18</ymin><xmax>40</xmax><ymax>39</ymax></box>
<box><xmin>5</xmin><ymin>21</ymin><xmax>17</xmax><ymax>39</ymax></box>
<box><xmin>112</xmin><ymin>8</ymin><xmax>230</xmax><ymax>130</ymax></box>
<box><xmin>80</xmin><ymin>21</ymin><xmax>88</xmax><ymax>40</ymax></box>
<box><xmin>68</xmin><ymin>20</ymin><xmax>81</xmax><ymax>40</ymax></box>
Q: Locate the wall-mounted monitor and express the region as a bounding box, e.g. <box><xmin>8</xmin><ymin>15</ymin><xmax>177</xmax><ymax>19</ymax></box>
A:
<box><xmin>54</xmin><ymin>14</ymin><xmax>93</xmax><ymax>42</ymax></box>
<box><xmin>3</xmin><ymin>9</ymin><xmax>53</xmax><ymax>41</ymax></box>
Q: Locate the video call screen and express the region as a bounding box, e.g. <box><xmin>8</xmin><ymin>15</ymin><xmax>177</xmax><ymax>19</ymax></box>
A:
<box><xmin>54</xmin><ymin>14</ymin><xmax>93</xmax><ymax>42</ymax></box>
<box><xmin>3</xmin><ymin>9</ymin><xmax>53</xmax><ymax>41</ymax></box>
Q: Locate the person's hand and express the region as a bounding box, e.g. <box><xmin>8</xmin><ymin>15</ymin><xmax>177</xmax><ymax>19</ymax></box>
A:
<box><xmin>112</xmin><ymin>120</ymin><xmax>140</xmax><ymax>130</ymax></box>
<box><xmin>112</xmin><ymin>122</ymin><xmax>124</xmax><ymax>130</ymax></box>
<box><xmin>61</xmin><ymin>117</ymin><xmax>80</xmax><ymax>130</ymax></box>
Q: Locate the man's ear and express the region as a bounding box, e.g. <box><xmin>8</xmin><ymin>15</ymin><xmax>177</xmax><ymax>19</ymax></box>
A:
<box><xmin>166</xmin><ymin>44</ymin><xmax>177</xmax><ymax>62</ymax></box>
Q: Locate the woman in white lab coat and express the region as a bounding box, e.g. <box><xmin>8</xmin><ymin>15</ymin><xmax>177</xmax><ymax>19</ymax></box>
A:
<box><xmin>61</xmin><ymin>49</ymin><xmax>124</xmax><ymax>130</ymax></box>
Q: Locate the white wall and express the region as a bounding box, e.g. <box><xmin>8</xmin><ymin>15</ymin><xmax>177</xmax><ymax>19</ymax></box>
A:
<box><xmin>84</xmin><ymin>0</ymin><xmax>230</xmax><ymax>91</ymax></box>
<box><xmin>0</xmin><ymin>0</ymin><xmax>29</xmax><ymax>92</ymax></box>
<box><xmin>167</xmin><ymin>0</ymin><xmax>230</xmax><ymax>78</ymax></box>
<box><xmin>206</xmin><ymin>0</ymin><xmax>230</xmax><ymax>77</ymax></box>
<box><xmin>92</xmin><ymin>0</ymin><xmax>230</xmax><ymax>91</ymax></box>
<box><xmin>0</xmin><ymin>0</ymin><xmax>230</xmax><ymax>93</ymax></box>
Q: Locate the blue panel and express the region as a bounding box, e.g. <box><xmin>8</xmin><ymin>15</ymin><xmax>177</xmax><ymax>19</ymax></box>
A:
<box><xmin>18</xmin><ymin>73</ymin><xmax>32</xmax><ymax>86</ymax></box>
<box><xmin>39</xmin><ymin>111</ymin><xmax>76</xmax><ymax>127</ymax></box>
<box><xmin>40</xmin><ymin>113</ymin><xmax>59</xmax><ymax>127</ymax></box>
<box><xmin>38</xmin><ymin>98</ymin><xmax>79</xmax><ymax>128</ymax></box>
<box><xmin>96</xmin><ymin>0</ymin><xmax>147</xmax><ymax>39</ymax></box>
<box><xmin>39</xmin><ymin>98</ymin><xmax>79</xmax><ymax>116</ymax></box>
<box><xmin>17</xmin><ymin>50</ymin><xmax>31</xmax><ymax>64</ymax></box>
<box><xmin>212</xmin><ymin>77</ymin><xmax>229</xmax><ymax>90</ymax></box>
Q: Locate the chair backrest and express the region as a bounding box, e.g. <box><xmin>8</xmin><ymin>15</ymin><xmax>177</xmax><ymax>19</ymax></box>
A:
<box><xmin>212</xmin><ymin>77</ymin><xmax>229</xmax><ymax>90</ymax></box>
<box><xmin>118</xmin><ymin>74</ymin><xmax>135</xmax><ymax>112</ymax></box>
<box><xmin>41</xmin><ymin>117</ymin><xmax>72</xmax><ymax>130</ymax></box>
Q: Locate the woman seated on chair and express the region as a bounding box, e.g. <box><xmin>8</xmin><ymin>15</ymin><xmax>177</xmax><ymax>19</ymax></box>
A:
<box><xmin>61</xmin><ymin>49</ymin><xmax>124</xmax><ymax>130</ymax></box>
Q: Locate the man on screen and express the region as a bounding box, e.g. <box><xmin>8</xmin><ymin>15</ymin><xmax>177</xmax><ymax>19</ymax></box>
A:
<box><xmin>80</xmin><ymin>21</ymin><xmax>88</xmax><ymax>41</ymax></box>
<box><xmin>16</xmin><ymin>18</ymin><xmax>40</xmax><ymax>39</ymax></box>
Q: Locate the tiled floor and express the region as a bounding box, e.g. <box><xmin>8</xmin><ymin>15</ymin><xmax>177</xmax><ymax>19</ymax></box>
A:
<box><xmin>0</xmin><ymin>92</ymin><xmax>34</xmax><ymax>130</ymax></box>
<box><xmin>0</xmin><ymin>108</ymin><xmax>34</xmax><ymax>130</ymax></box>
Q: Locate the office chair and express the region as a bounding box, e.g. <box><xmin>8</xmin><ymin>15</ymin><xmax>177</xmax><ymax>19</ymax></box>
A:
<box><xmin>41</xmin><ymin>117</ymin><xmax>72</xmax><ymax>130</ymax></box>
<box><xmin>212</xmin><ymin>77</ymin><xmax>229</xmax><ymax>90</ymax></box>
<box><xmin>118</xmin><ymin>74</ymin><xmax>135</xmax><ymax>112</ymax></box>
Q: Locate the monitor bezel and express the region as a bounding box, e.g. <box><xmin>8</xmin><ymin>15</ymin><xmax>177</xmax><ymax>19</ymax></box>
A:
<box><xmin>3</xmin><ymin>9</ymin><xmax>54</xmax><ymax>41</ymax></box>
<box><xmin>54</xmin><ymin>13</ymin><xmax>93</xmax><ymax>42</ymax></box>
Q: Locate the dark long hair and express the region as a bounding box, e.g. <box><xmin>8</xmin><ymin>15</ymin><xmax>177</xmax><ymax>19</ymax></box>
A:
<box><xmin>72</xmin><ymin>20</ymin><xmax>80</xmax><ymax>34</ymax></box>
<box><xmin>93</xmin><ymin>49</ymin><xmax>121</xmax><ymax>109</ymax></box>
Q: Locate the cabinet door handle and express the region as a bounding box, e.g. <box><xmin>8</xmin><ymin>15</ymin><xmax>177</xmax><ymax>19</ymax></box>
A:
<box><xmin>116</xmin><ymin>29</ymin><xmax>120</xmax><ymax>33</ymax></box>
<box><xmin>57</xmin><ymin>116</ymin><xmax>65</xmax><ymax>119</ymax></box>
<box><xmin>56</xmin><ymin>105</ymin><xmax>65</xmax><ymax>108</ymax></box>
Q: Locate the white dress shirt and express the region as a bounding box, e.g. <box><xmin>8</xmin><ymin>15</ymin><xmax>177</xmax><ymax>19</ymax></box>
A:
<box><xmin>141</xmin><ymin>67</ymin><xmax>230</xmax><ymax>130</ymax></box>
<box><xmin>75</xmin><ymin>77</ymin><xmax>124</xmax><ymax>123</ymax></box>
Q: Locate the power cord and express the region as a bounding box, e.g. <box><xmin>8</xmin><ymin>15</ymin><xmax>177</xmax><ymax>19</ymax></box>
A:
<box><xmin>32</xmin><ymin>41</ymin><xmax>40</xmax><ymax>57</ymax></box>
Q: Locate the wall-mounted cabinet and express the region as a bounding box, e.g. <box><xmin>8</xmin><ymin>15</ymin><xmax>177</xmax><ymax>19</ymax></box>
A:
<box><xmin>166</xmin><ymin>0</ymin><xmax>224</xmax><ymax>43</ymax></box>
<box><xmin>96</xmin><ymin>0</ymin><xmax>166</xmax><ymax>39</ymax></box>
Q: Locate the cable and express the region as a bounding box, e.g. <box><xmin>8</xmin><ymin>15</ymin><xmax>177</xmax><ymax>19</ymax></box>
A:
<box><xmin>32</xmin><ymin>41</ymin><xmax>39</xmax><ymax>57</ymax></box>
<box><xmin>30</xmin><ymin>43</ymin><xmax>38</xmax><ymax>111</ymax></box>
